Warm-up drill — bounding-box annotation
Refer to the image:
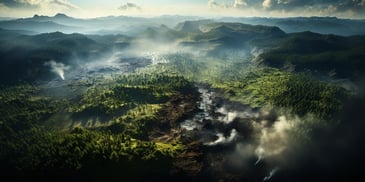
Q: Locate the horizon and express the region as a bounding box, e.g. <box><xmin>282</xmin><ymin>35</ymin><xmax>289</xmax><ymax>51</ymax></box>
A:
<box><xmin>1</xmin><ymin>1</ymin><xmax>365</xmax><ymax>181</ymax></box>
<box><xmin>1</xmin><ymin>0</ymin><xmax>365</xmax><ymax>19</ymax></box>
<box><xmin>3</xmin><ymin>12</ymin><xmax>365</xmax><ymax>21</ymax></box>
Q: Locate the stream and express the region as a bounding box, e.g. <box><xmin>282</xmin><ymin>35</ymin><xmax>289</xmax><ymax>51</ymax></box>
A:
<box><xmin>180</xmin><ymin>86</ymin><xmax>262</xmax><ymax>145</ymax></box>
<box><xmin>179</xmin><ymin>85</ymin><xmax>280</xmax><ymax>181</ymax></box>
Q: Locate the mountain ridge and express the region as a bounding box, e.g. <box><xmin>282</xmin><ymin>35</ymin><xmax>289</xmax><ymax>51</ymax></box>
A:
<box><xmin>1</xmin><ymin>13</ymin><xmax>365</xmax><ymax>35</ymax></box>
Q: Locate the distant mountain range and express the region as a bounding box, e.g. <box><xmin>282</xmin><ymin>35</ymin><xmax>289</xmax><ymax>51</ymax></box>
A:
<box><xmin>1</xmin><ymin>16</ymin><xmax>365</xmax><ymax>84</ymax></box>
<box><xmin>0</xmin><ymin>14</ymin><xmax>364</xmax><ymax>36</ymax></box>
<box><xmin>0</xmin><ymin>30</ymin><xmax>106</xmax><ymax>84</ymax></box>
<box><xmin>0</xmin><ymin>13</ymin><xmax>200</xmax><ymax>35</ymax></box>
<box><xmin>218</xmin><ymin>16</ymin><xmax>365</xmax><ymax>36</ymax></box>
<box><xmin>258</xmin><ymin>31</ymin><xmax>365</xmax><ymax>79</ymax></box>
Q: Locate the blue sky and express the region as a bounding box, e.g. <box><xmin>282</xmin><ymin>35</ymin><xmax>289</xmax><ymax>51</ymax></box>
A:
<box><xmin>0</xmin><ymin>0</ymin><xmax>364</xmax><ymax>18</ymax></box>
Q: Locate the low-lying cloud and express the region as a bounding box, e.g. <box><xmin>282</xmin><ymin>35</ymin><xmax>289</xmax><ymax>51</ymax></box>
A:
<box><xmin>45</xmin><ymin>60</ymin><xmax>70</xmax><ymax>80</ymax></box>
<box><xmin>205</xmin><ymin>129</ymin><xmax>238</xmax><ymax>146</ymax></box>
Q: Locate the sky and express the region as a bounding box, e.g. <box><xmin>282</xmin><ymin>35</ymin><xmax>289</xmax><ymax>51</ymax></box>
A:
<box><xmin>0</xmin><ymin>0</ymin><xmax>365</xmax><ymax>18</ymax></box>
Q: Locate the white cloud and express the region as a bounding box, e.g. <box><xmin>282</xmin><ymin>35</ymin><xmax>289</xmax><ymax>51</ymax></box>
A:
<box><xmin>208</xmin><ymin>0</ymin><xmax>229</xmax><ymax>9</ymax></box>
<box><xmin>262</xmin><ymin>0</ymin><xmax>272</xmax><ymax>9</ymax></box>
<box><xmin>233</xmin><ymin>0</ymin><xmax>247</xmax><ymax>8</ymax></box>
<box><xmin>277</xmin><ymin>0</ymin><xmax>291</xmax><ymax>5</ymax></box>
<box><xmin>118</xmin><ymin>2</ymin><xmax>142</xmax><ymax>11</ymax></box>
<box><xmin>204</xmin><ymin>0</ymin><xmax>364</xmax><ymax>18</ymax></box>
<box><xmin>205</xmin><ymin>129</ymin><xmax>238</xmax><ymax>146</ymax></box>
<box><xmin>0</xmin><ymin>0</ymin><xmax>78</xmax><ymax>10</ymax></box>
<box><xmin>208</xmin><ymin>0</ymin><xmax>219</xmax><ymax>8</ymax></box>
<box><xmin>51</xmin><ymin>0</ymin><xmax>78</xmax><ymax>10</ymax></box>
<box><xmin>255</xmin><ymin>116</ymin><xmax>295</xmax><ymax>160</ymax></box>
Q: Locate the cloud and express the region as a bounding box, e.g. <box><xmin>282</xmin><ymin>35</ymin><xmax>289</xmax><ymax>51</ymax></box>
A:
<box><xmin>204</xmin><ymin>129</ymin><xmax>238</xmax><ymax>146</ymax></box>
<box><xmin>260</xmin><ymin>0</ymin><xmax>365</xmax><ymax>13</ymax></box>
<box><xmin>255</xmin><ymin>116</ymin><xmax>295</xmax><ymax>160</ymax></box>
<box><xmin>208</xmin><ymin>0</ymin><xmax>219</xmax><ymax>8</ymax></box>
<box><xmin>233</xmin><ymin>0</ymin><xmax>247</xmax><ymax>8</ymax></box>
<box><xmin>0</xmin><ymin>0</ymin><xmax>41</xmax><ymax>9</ymax></box>
<box><xmin>118</xmin><ymin>2</ymin><xmax>141</xmax><ymax>11</ymax></box>
<box><xmin>262</xmin><ymin>0</ymin><xmax>272</xmax><ymax>9</ymax></box>
<box><xmin>0</xmin><ymin>0</ymin><xmax>78</xmax><ymax>10</ymax></box>
<box><xmin>206</xmin><ymin>0</ymin><xmax>365</xmax><ymax>17</ymax></box>
<box><xmin>208</xmin><ymin>0</ymin><xmax>229</xmax><ymax>9</ymax></box>
<box><xmin>51</xmin><ymin>0</ymin><xmax>78</xmax><ymax>10</ymax></box>
<box><xmin>270</xmin><ymin>96</ymin><xmax>365</xmax><ymax>181</ymax></box>
<box><xmin>44</xmin><ymin>60</ymin><xmax>70</xmax><ymax>80</ymax></box>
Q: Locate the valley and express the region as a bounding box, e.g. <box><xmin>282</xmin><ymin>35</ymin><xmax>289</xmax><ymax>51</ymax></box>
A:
<box><xmin>0</xmin><ymin>13</ymin><xmax>364</xmax><ymax>182</ymax></box>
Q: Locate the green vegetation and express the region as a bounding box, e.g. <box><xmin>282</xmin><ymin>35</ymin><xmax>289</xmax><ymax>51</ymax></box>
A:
<box><xmin>69</xmin><ymin>73</ymin><xmax>191</xmax><ymax>115</ymax></box>
<box><xmin>1</xmin><ymin>23</ymin><xmax>363</xmax><ymax>180</ymax></box>
<box><xmin>108</xmin><ymin>104</ymin><xmax>161</xmax><ymax>139</ymax></box>
<box><xmin>156</xmin><ymin>53</ymin><xmax>252</xmax><ymax>83</ymax></box>
<box><xmin>0</xmin><ymin>32</ymin><xmax>109</xmax><ymax>84</ymax></box>
<box><xmin>152</xmin><ymin>53</ymin><xmax>349</xmax><ymax>119</ymax></box>
<box><xmin>259</xmin><ymin>32</ymin><xmax>365</xmax><ymax>79</ymax></box>
<box><xmin>1</xmin><ymin>126</ymin><xmax>183</xmax><ymax>179</ymax></box>
<box><xmin>0</xmin><ymin>84</ymin><xmax>65</xmax><ymax>128</ymax></box>
<box><xmin>212</xmin><ymin>68</ymin><xmax>349</xmax><ymax>119</ymax></box>
<box><xmin>0</xmin><ymin>72</ymin><xmax>194</xmax><ymax>178</ymax></box>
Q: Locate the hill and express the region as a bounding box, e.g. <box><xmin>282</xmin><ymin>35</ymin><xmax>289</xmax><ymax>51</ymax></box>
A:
<box><xmin>178</xmin><ymin>22</ymin><xmax>286</xmax><ymax>56</ymax></box>
<box><xmin>258</xmin><ymin>31</ymin><xmax>365</xmax><ymax>79</ymax></box>
<box><xmin>218</xmin><ymin>16</ymin><xmax>365</xmax><ymax>36</ymax></box>
<box><xmin>0</xmin><ymin>31</ymin><xmax>104</xmax><ymax>84</ymax></box>
<box><xmin>0</xmin><ymin>19</ymin><xmax>78</xmax><ymax>34</ymax></box>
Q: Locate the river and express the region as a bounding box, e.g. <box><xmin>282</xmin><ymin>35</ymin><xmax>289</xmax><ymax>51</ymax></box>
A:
<box><xmin>178</xmin><ymin>85</ymin><xmax>280</xmax><ymax>181</ymax></box>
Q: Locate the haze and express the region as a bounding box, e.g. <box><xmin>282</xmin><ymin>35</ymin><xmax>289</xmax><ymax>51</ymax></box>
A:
<box><xmin>1</xmin><ymin>0</ymin><xmax>365</xmax><ymax>18</ymax></box>
<box><xmin>1</xmin><ymin>0</ymin><xmax>365</xmax><ymax>182</ymax></box>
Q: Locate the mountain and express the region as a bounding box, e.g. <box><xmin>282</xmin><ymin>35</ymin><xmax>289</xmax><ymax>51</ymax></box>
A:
<box><xmin>0</xmin><ymin>31</ymin><xmax>105</xmax><ymax>84</ymax></box>
<box><xmin>200</xmin><ymin>22</ymin><xmax>285</xmax><ymax>36</ymax></box>
<box><xmin>0</xmin><ymin>21</ymin><xmax>289</xmax><ymax>84</ymax></box>
<box><xmin>134</xmin><ymin>20</ymin><xmax>288</xmax><ymax>57</ymax></box>
<box><xmin>30</xmin><ymin>13</ymin><xmax>75</xmax><ymax>22</ymax></box>
<box><xmin>258</xmin><ymin>31</ymin><xmax>365</xmax><ymax>79</ymax></box>
<box><xmin>0</xmin><ymin>13</ymin><xmax>201</xmax><ymax>35</ymax></box>
<box><xmin>178</xmin><ymin>22</ymin><xmax>286</xmax><ymax>56</ymax></box>
<box><xmin>1</xmin><ymin>16</ymin><xmax>365</xmax><ymax>83</ymax></box>
<box><xmin>0</xmin><ymin>17</ymin><xmax>14</xmax><ymax>21</ymax></box>
<box><xmin>138</xmin><ymin>24</ymin><xmax>186</xmax><ymax>42</ymax></box>
<box><xmin>2</xmin><ymin>13</ymin><xmax>365</xmax><ymax>36</ymax></box>
<box><xmin>0</xmin><ymin>20</ymin><xmax>78</xmax><ymax>34</ymax></box>
<box><xmin>0</xmin><ymin>28</ymin><xmax>36</xmax><ymax>38</ymax></box>
<box><xmin>218</xmin><ymin>16</ymin><xmax>365</xmax><ymax>36</ymax></box>
<box><xmin>175</xmin><ymin>20</ymin><xmax>214</xmax><ymax>32</ymax></box>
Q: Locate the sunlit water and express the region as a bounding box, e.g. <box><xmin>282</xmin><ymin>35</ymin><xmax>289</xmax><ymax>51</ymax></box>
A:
<box><xmin>179</xmin><ymin>86</ymin><xmax>281</xmax><ymax>180</ymax></box>
<box><xmin>180</xmin><ymin>86</ymin><xmax>261</xmax><ymax>145</ymax></box>
<box><xmin>180</xmin><ymin>88</ymin><xmax>213</xmax><ymax>131</ymax></box>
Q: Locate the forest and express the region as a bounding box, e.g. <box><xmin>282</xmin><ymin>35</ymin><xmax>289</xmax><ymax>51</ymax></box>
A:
<box><xmin>0</xmin><ymin>73</ymin><xmax>194</xmax><ymax>180</ymax></box>
<box><xmin>0</xmin><ymin>15</ymin><xmax>364</xmax><ymax>181</ymax></box>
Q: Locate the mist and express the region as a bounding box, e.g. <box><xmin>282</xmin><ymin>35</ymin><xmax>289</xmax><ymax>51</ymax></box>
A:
<box><xmin>205</xmin><ymin>129</ymin><xmax>238</xmax><ymax>146</ymax></box>
<box><xmin>179</xmin><ymin>83</ymin><xmax>348</xmax><ymax>181</ymax></box>
<box><xmin>1</xmin><ymin>11</ymin><xmax>364</xmax><ymax>182</ymax></box>
<box><xmin>44</xmin><ymin>60</ymin><xmax>70</xmax><ymax>80</ymax></box>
